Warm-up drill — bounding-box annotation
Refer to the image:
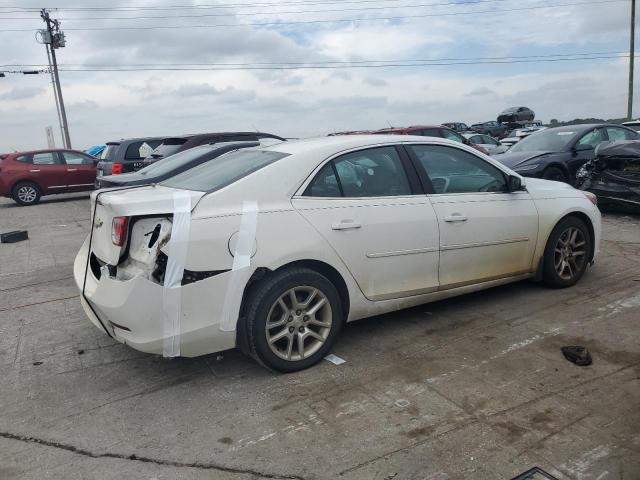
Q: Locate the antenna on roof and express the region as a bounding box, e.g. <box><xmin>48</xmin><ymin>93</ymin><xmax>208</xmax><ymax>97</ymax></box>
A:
<box><xmin>386</xmin><ymin>120</ymin><xmax>393</xmax><ymax>128</ymax></box>
<box><xmin>251</xmin><ymin>124</ymin><xmax>259</xmax><ymax>132</ymax></box>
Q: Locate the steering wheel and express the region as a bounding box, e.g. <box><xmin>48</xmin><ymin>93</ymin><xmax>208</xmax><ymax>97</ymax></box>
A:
<box><xmin>478</xmin><ymin>179</ymin><xmax>502</xmax><ymax>192</ymax></box>
<box><xmin>430</xmin><ymin>176</ymin><xmax>450</xmax><ymax>193</ymax></box>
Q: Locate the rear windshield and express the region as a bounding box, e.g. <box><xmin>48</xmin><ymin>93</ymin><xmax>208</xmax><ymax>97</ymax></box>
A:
<box><xmin>138</xmin><ymin>145</ymin><xmax>214</xmax><ymax>176</ymax></box>
<box><xmin>161</xmin><ymin>149</ymin><xmax>289</xmax><ymax>192</ymax></box>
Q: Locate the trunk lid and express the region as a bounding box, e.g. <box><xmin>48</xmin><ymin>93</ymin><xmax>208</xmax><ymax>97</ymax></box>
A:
<box><xmin>90</xmin><ymin>185</ymin><xmax>205</xmax><ymax>265</ymax></box>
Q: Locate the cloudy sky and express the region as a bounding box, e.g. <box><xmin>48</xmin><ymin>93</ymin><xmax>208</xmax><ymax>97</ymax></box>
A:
<box><xmin>0</xmin><ymin>0</ymin><xmax>634</xmax><ymax>151</ymax></box>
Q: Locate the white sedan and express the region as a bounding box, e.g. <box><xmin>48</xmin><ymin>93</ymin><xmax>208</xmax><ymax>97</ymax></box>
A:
<box><xmin>74</xmin><ymin>135</ymin><xmax>601</xmax><ymax>372</ymax></box>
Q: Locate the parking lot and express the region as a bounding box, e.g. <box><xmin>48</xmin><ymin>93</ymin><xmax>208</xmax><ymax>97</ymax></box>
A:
<box><xmin>1</xmin><ymin>193</ymin><xmax>639</xmax><ymax>480</ymax></box>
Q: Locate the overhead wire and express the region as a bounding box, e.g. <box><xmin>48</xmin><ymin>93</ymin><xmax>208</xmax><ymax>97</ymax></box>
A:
<box><xmin>0</xmin><ymin>0</ymin><xmax>625</xmax><ymax>32</ymax></box>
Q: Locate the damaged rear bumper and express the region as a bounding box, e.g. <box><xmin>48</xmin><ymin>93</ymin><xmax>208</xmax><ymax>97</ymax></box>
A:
<box><xmin>73</xmin><ymin>235</ymin><xmax>237</xmax><ymax>357</ymax></box>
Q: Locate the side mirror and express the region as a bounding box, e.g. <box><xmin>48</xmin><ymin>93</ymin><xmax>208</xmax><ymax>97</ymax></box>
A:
<box><xmin>507</xmin><ymin>175</ymin><xmax>524</xmax><ymax>192</ymax></box>
<box><xmin>573</xmin><ymin>143</ymin><xmax>594</xmax><ymax>153</ymax></box>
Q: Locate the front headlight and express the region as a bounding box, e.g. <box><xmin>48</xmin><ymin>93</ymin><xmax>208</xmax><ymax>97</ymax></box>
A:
<box><xmin>583</xmin><ymin>191</ymin><xmax>598</xmax><ymax>206</ymax></box>
<box><xmin>514</xmin><ymin>163</ymin><xmax>540</xmax><ymax>172</ymax></box>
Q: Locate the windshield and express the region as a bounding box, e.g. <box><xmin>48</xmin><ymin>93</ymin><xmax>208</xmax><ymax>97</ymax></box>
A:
<box><xmin>137</xmin><ymin>145</ymin><xmax>213</xmax><ymax>176</ymax></box>
<box><xmin>161</xmin><ymin>149</ymin><xmax>289</xmax><ymax>192</ymax></box>
<box><xmin>509</xmin><ymin>129</ymin><xmax>577</xmax><ymax>153</ymax></box>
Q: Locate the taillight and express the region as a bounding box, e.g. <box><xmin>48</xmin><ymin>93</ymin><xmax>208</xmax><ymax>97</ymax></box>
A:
<box><xmin>111</xmin><ymin>162</ymin><xmax>123</xmax><ymax>174</ymax></box>
<box><xmin>111</xmin><ymin>216</ymin><xmax>129</xmax><ymax>246</ymax></box>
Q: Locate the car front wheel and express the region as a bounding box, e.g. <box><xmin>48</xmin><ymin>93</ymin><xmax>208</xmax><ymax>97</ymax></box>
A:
<box><xmin>542</xmin><ymin>216</ymin><xmax>592</xmax><ymax>288</ymax></box>
<box><xmin>12</xmin><ymin>182</ymin><xmax>41</xmax><ymax>206</ymax></box>
<box><xmin>243</xmin><ymin>267</ymin><xmax>343</xmax><ymax>372</ymax></box>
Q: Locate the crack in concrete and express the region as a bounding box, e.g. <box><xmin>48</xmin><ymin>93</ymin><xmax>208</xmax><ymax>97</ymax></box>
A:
<box><xmin>0</xmin><ymin>431</ymin><xmax>306</xmax><ymax>480</ymax></box>
<box><xmin>0</xmin><ymin>294</ymin><xmax>79</xmax><ymax>312</ymax></box>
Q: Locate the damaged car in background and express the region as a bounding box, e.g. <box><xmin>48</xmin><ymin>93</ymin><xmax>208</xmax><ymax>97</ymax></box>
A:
<box><xmin>577</xmin><ymin>140</ymin><xmax>640</xmax><ymax>212</ymax></box>
<box><xmin>75</xmin><ymin>136</ymin><xmax>601</xmax><ymax>372</ymax></box>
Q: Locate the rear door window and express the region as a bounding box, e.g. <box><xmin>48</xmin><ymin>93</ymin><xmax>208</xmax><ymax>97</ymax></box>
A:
<box><xmin>63</xmin><ymin>152</ymin><xmax>94</xmax><ymax>165</ymax></box>
<box><xmin>304</xmin><ymin>146</ymin><xmax>412</xmax><ymax>198</ymax></box>
<box><xmin>606</xmin><ymin>127</ymin><xmax>637</xmax><ymax>141</ymax></box>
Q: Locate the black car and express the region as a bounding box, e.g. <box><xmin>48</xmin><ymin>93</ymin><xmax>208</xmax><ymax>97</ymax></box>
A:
<box><xmin>577</xmin><ymin>140</ymin><xmax>640</xmax><ymax>212</ymax></box>
<box><xmin>497</xmin><ymin>106</ymin><xmax>535</xmax><ymax>124</ymax></box>
<box><xmin>96</xmin><ymin>137</ymin><xmax>169</xmax><ymax>181</ymax></box>
<box><xmin>494</xmin><ymin>124</ymin><xmax>640</xmax><ymax>184</ymax></box>
<box><xmin>142</xmin><ymin>131</ymin><xmax>286</xmax><ymax>166</ymax></box>
<box><xmin>97</xmin><ymin>141</ymin><xmax>259</xmax><ymax>188</ymax></box>
<box><xmin>470</xmin><ymin>121</ymin><xmax>508</xmax><ymax>138</ymax></box>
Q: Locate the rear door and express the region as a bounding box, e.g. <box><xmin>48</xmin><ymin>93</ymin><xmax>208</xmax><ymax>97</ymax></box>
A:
<box><xmin>292</xmin><ymin>145</ymin><xmax>440</xmax><ymax>301</ymax></box>
<box><xmin>407</xmin><ymin>143</ymin><xmax>538</xmax><ymax>288</ymax></box>
<box><xmin>61</xmin><ymin>151</ymin><xmax>96</xmax><ymax>191</ymax></box>
<box><xmin>30</xmin><ymin>151</ymin><xmax>68</xmax><ymax>193</ymax></box>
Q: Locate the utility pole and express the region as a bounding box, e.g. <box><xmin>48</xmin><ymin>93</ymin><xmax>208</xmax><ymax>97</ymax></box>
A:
<box><xmin>629</xmin><ymin>0</ymin><xmax>636</xmax><ymax>120</ymax></box>
<box><xmin>39</xmin><ymin>9</ymin><xmax>71</xmax><ymax>148</ymax></box>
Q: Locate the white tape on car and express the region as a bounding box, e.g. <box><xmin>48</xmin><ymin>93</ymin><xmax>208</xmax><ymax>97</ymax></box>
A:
<box><xmin>220</xmin><ymin>201</ymin><xmax>258</xmax><ymax>332</ymax></box>
<box><xmin>162</xmin><ymin>191</ymin><xmax>192</xmax><ymax>357</ymax></box>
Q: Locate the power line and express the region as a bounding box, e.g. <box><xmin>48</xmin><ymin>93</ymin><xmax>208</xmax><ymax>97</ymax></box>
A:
<box><xmin>0</xmin><ymin>0</ymin><xmax>511</xmax><ymax>21</ymax></box>
<box><xmin>1</xmin><ymin>54</ymin><xmax>626</xmax><ymax>73</ymax></box>
<box><xmin>0</xmin><ymin>0</ymin><xmax>625</xmax><ymax>32</ymax></box>
<box><xmin>0</xmin><ymin>0</ymin><xmax>496</xmax><ymax>12</ymax></box>
<box><xmin>1</xmin><ymin>51</ymin><xmax>629</xmax><ymax>68</ymax></box>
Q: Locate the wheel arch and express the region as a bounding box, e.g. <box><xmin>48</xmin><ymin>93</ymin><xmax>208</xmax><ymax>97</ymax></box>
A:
<box><xmin>11</xmin><ymin>178</ymin><xmax>43</xmax><ymax>193</ymax></box>
<box><xmin>235</xmin><ymin>259</ymin><xmax>351</xmax><ymax>352</ymax></box>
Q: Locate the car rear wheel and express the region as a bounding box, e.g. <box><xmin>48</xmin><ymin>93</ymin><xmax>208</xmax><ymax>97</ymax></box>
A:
<box><xmin>12</xmin><ymin>182</ymin><xmax>41</xmax><ymax>206</ymax></box>
<box><xmin>243</xmin><ymin>267</ymin><xmax>343</xmax><ymax>372</ymax></box>
<box><xmin>542</xmin><ymin>216</ymin><xmax>592</xmax><ymax>288</ymax></box>
<box><xmin>542</xmin><ymin>166</ymin><xmax>568</xmax><ymax>183</ymax></box>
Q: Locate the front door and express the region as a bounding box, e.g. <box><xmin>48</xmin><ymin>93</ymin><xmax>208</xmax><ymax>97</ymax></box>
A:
<box><xmin>406</xmin><ymin>144</ymin><xmax>538</xmax><ymax>289</ymax></box>
<box><xmin>61</xmin><ymin>151</ymin><xmax>97</xmax><ymax>191</ymax></box>
<box><xmin>292</xmin><ymin>145</ymin><xmax>440</xmax><ymax>301</ymax></box>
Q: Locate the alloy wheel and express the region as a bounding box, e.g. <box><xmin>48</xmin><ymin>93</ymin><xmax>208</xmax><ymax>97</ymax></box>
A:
<box><xmin>17</xmin><ymin>185</ymin><xmax>37</xmax><ymax>204</ymax></box>
<box><xmin>265</xmin><ymin>286</ymin><xmax>332</xmax><ymax>361</ymax></box>
<box><xmin>554</xmin><ymin>227</ymin><xmax>587</xmax><ymax>281</ymax></box>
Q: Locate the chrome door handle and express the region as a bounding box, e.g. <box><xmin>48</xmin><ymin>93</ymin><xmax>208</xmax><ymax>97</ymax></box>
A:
<box><xmin>30</xmin><ymin>169</ymin><xmax>40</xmax><ymax>172</ymax></box>
<box><xmin>444</xmin><ymin>213</ymin><xmax>468</xmax><ymax>222</ymax></box>
<box><xmin>67</xmin><ymin>168</ymin><xmax>77</xmax><ymax>172</ymax></box>
<box><xmin>332</xmin><ymin>220</ymin><xmax>361</xmax><ymax>230</ymax></box>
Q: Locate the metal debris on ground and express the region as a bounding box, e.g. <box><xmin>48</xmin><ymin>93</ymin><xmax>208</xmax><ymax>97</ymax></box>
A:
<box><xmin>0</xmin><ymin>230</ymin><xmax>29</xmax><ymax>243</ymax></box>
<box><xmin>324</xmin><ymin>354</ymin><xmax>346</xmax><ymax>365</ymax></box>
<box><xmin>561</xmin><ymin>345</ymin><xmax>593</xmax><ymax>366</ymax></box>
<box><xmin>510</xmin><ymin>466</ymin><xmax>559</xmax><ymax>480</ymax></box>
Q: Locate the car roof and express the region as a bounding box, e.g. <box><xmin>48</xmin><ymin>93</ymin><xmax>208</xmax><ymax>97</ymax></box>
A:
<box><xmin>374</xmin><ymin>125</ymin><xmax>443</xmax><ymax>133</ymax></box>
<box><xmin>105</xmin><ymin>137</ymin><xmax>168</xmax><ymax>146</ymax></box>
<box><xmin>6</xmin><ymin>148</ymin><xmax>88</xmax><ymax>156</ymax></box>
<box><xmin>544</xmin><ymin>124</ymin><xmax>607</xmax><ymax>133</ymax></box>
<box><xmin>261</xmin><ymin>134</ymin><xmax>465</xmax><ymax>157</ymax></box>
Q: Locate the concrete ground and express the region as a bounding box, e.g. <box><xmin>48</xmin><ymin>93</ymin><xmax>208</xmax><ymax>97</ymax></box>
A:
<box><xmin>0</xmin><ymin>192</ymin><xmax>639</xmax><ymax>480</ymax></box>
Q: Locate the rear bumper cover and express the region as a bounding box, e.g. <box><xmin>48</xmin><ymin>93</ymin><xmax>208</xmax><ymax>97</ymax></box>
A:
<box><xmin>73</xmin><ymin>236</ymin><xmax>237</xmax><ymax>357</ymax></box>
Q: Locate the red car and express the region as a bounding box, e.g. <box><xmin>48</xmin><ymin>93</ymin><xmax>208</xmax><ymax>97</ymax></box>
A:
<box><xmin>371</xmin><ymin>125</ymin><xmax>490</xmax><ymax>155</ymax></box>
<box><xmin>0</xmin><ymin>149</ymin><xmax>97</xmax><ymax>205</ymax></box>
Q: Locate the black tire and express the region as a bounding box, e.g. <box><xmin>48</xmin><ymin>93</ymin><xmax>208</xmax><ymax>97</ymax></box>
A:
<box><xmin>542</xmin><ymin>216</ymin><xmax>592</xmax><ymax>288</ymax></box>
<box><xmin>12</xmin><ymin>181</ymin><xmax>41</xmax><ymax>206</ymax></box>
<box><xmin>243</xmin><ymin>267</ymin><xmax>343</xmax><ymax>372</ymax></box>
<box><xmin>542</xmin><ymin>166</ymin><xmax>568</xmax><ymax>183</ymax></box>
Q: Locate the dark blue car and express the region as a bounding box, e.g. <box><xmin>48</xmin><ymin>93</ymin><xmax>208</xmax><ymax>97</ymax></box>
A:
<box><xmin>494</xmin><ymin>124</ymin><xmax>639</xmax><ymax>185</ymax></box>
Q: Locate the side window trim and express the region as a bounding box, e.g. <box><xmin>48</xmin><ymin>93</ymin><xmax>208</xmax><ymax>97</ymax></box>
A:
<box><xmin>402</xmin><ymin>144</ymin><xmax>436</xmax><ymax>194</ymax></box>
<box><xmin>330</xmin><ymin>161</ymin><xmax>344</xmax><ymax>197</ymax></box>
<box><xmin>395</xmin><ymin>145</ymin><xmax>425</xmax><ymax>195</ymax></box>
